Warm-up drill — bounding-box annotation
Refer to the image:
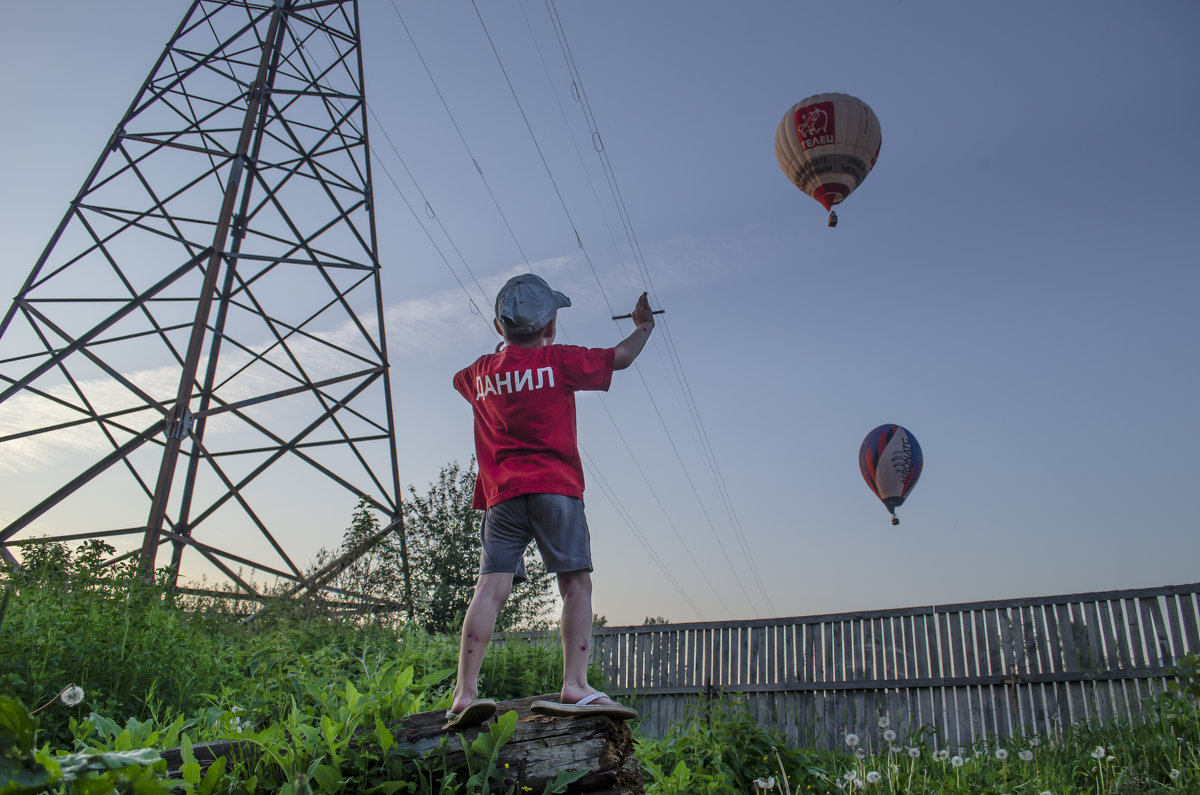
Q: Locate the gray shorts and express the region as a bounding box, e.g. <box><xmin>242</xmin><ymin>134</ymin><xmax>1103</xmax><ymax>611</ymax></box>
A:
<box><xmin>479</xmin><ymin>493</ymin><xmax>593</xmax><ymax>582</ymax></box>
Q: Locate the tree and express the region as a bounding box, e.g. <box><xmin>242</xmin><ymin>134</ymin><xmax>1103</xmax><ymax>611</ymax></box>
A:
<box><xmin>404</xmin><ymin>460</ymin><xmax>555</xmax><ymax>634</ymax></box>
<box><xmin>308</xmin><ymin>496</ymin><xmax>407</xmax><ymax>615</ymax></box>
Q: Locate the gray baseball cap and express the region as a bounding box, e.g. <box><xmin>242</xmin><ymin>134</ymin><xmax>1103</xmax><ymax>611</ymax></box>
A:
<box><xmin>495</xmin><ymin>273</ymin><xmax>571</xmax><ymax>334</ymax></box>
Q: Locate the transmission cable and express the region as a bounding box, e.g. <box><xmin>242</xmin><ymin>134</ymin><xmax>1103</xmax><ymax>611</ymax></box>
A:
<box><xmin>544</xmin><ymin>0</ymin><xmax>777</xmax><ymax>615</ymax></box>
<box><xmin>471</xmin><ymin>0</ymin><xmax>769</xmax><ymax>617</ymax></box>
<box><xmin>386</xmin><ymin>0</ymin><xmax>537</xmax><ymax>275</ymax></box>
<box><xmin>359</xmin><ymin>9</ymin><xmax>723</xmax><ymax>618</ymax></box>
<box><xmin>469</xmin><ymin>1</ymin><xmax>762</xmax><ymax>616</ymax></box>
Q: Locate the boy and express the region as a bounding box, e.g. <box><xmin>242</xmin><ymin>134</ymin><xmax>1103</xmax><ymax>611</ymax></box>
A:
<box><xmin>445</xmin><ymin>273</ymin><xmax>655</xmax><ymax>729</ymax></box>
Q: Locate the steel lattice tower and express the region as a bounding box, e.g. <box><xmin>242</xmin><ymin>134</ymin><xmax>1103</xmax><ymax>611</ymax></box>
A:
<box><xmin>0</xmin><ymin>0</ymin><xmax>408</xmax><ymax>609</ymax></box>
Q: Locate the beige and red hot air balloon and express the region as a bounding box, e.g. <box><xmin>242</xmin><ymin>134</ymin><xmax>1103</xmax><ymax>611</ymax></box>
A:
<box><xmin>775</xmin><ymin>92</ymin><xmax>881</xmax><ymax>227</ymax></box>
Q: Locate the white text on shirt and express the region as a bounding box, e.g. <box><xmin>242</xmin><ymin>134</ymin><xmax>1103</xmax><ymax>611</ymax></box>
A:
<box><xmin>476</xmin><ymin>367</ymin><xmax>555</xmax><ymax>400</ymax></box>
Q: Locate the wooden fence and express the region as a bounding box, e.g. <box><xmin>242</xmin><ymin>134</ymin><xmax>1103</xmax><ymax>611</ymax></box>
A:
<box><xmin>499</xmin><ymin>582</ymin><xmax>1200</xmax><ymax>750</ymax></box>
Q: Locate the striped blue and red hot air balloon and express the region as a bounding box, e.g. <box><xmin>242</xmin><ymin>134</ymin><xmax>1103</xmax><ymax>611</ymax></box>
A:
<box><xmin>859</xmin><ymin>424</ymin><xmax>923</xmax><ymax>525</ymax></box>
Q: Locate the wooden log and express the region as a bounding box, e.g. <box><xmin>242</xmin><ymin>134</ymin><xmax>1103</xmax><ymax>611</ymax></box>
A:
<box><xmin>163</xmin><ymin>695</ymin><xmax>644</xmax><ymax>794</ymax></box>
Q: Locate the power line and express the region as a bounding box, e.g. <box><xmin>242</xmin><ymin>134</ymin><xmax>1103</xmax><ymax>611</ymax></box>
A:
<box><xmin>468</xmin><ymin>0</ymin><xmax>620</xmax><ymax>320</ymax></box>
<box><xmin>386</xmin><ymin>0</ymin><xmax>536</xmax><ymax>278</ymax></box>
<box><xmin>544</xmin><ymin>0</ymin><xmax>778</xmax><ymax>615</ymax></box>
<box><xmin>470</xmin><ymin>0</ymin><xmax>766</xmax><ymax>616</ymax></box>
<box><xmin>357</xmin><ymin>10</ymin><xmax>720</xmax><ymax>616</ymax></box>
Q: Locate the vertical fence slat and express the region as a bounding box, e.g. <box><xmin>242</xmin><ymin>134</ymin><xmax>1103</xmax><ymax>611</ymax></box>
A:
<box><xmin>1181</xmin><ymin>592</ymin><xmax>1200</xmax><ymax>651</ymax></box>
<box><xmin>1164</xmin><ymin>595</ymin><xmax>1187</xmax><ymax>665</ymax></box>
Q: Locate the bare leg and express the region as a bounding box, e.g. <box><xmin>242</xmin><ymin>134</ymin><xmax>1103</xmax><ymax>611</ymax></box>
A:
<box><xmin>557</xmin><ymin>570</ymin><xmax>620</xmax><ymax>706</ymax></box>
<box><xmin>451</xmin><ymin>572</ymin><xmax>514</xmax><ymax>713</ymax></box>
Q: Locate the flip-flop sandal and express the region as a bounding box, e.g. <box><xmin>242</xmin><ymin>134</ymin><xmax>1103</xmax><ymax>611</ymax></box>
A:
<box><xmin>443</xmin><ymin>698</ymin><xmax>497</xmax><ymax>730</ymax></box>
<box><xmin>531</xmin><ymin>691</ymin><xmax>638</xmax><ymax>720</ymax></box>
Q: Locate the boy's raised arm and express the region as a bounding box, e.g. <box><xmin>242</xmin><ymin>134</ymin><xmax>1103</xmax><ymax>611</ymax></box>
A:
<box><xmin>613</xmin><ymin>292</ymin><xmax>655</xmax><ymax>370</ymax></box>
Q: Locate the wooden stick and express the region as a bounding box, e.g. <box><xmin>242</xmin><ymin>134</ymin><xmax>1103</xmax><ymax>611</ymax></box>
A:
<box><xmin>611</xmin><ymin>309</ymin><xmax>665</xmax><ymax>320</ymax></box>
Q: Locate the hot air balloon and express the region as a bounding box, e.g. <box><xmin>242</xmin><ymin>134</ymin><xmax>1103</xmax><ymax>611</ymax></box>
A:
<box><xmin>859</xmin><ymin>424</ymin><xmax>922</xmax><ymax>525</ymax></box>
<box><xmin>775</xmin><ymin>92</ymin><xmax>881</xmax><ymax>227</ymax></box>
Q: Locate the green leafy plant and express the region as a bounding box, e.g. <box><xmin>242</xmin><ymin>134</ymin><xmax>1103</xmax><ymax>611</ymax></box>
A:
<box><xmin>0</xmin><ymin>695</ymin><xmax>175</xmax><ymax>795</ymax></box>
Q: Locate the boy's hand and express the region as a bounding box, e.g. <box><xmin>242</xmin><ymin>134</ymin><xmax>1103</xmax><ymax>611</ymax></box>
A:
<box><xmin>631</xmin><ymin>292</ymin><xmax>655</xmax><ymax>331</ymax></box>
<box><xmin>613</xmin><ymin>292</ymin><xmax>656</xmax><ymax>370</ymax></box>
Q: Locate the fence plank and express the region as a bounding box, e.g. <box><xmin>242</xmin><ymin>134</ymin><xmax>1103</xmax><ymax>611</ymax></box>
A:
<box><xmin>1085</xmin><ymin>600</ymin><xmax>1116</xmax><ymax>722</ymax></box>
<box><xmin>1182</xmin><ymin>592</ymin><xmax>1200</xmax><ymax>649</ymax></box>
<box><xmin>1165</xmin><ymin>594</ymin><xmax>1187</xmax><ymax>665</ymax></box>
<box><xmin>1142</xmin><ymin>596</ymin><xmax>1171</xmax><ymax>667</ymax></box>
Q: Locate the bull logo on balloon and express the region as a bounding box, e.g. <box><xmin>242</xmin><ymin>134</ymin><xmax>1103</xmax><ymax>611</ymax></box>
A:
<box><xmin>858</xmin><ymin>424</ymin><xmax>923</xmax><ymax>525</ymax></box>
<box><xmin>796</xmin><ymin>103</ymin><xmax>832</xmax><ymax>146</ymax></box>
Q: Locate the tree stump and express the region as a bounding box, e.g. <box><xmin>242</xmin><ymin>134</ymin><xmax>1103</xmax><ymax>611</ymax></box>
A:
<box><xmin>163</xmin><ymin>694</ymin><xmax>644</xmax><ymax>794</ymax></box>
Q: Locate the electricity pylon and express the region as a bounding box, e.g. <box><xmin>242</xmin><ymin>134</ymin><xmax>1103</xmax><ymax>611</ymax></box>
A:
<box><xmin>0</xmin><ymin>0</ymin><xmax>410</xmax><ymax>612</ymax></box>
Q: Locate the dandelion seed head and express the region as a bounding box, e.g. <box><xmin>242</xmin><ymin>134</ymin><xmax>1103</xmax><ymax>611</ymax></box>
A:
<box><xmin>907</xmin><ymin>747</ymin><xmax>920</xmax><ymax>759</ymax></box>
<box><xmin>844</xmin><ymin>770</ymin><xmax>857</xmax><ymax>781</ymax></box>
<box><xmin>951</xmin><ymin>755</ymin><xmax>963</xmax><ymax>767</ymax></box>
<box><xmin>877</xmin><ymin>716</ymin><xmax>890</xmax><ymax>729</ymax></box>
<box><xmin>936</xmin><ymin>749</ymin><xmax>949</xmax><ymax>761</ymax></box>
<box><xmin>1019</xmin><ymin>749</ymin><xmax>1033</xmax><ymax>761</ymax></box>
<box><xmin>845</xmin><ymin>732</ymin><xmax>860</xmax><ymax>748</ymax></box>
<box><xmin>1030</xmin><ymin>737</ymin><xmax>1040</xmax><ymax>747</ymax></box>
<box><xmin>882</xmin><ymin>729</ymin><xmax>896</xmax><ymax>742</ymax></box>
<box><xmin>1091</xmin><ymin>746</ymin><xmax>1106</xmax><ymax>760</ymax></box>
<box><xmin>1170</xmin><ymin>769</ymin><xmax>1181</xmax><ymax>780</ymax></box>
<box><xmin>59</xmin><ymin>686</ymin><xmax>84</xmax><ymax>707</ymax></box>
<box><xmin>866</xmin><ymin>771</ymin><xmax>881</xmax><ymax>783</ymax></box>
<box><xmin>889</xmin><ymin>745</ymin><xmax>901</xmax><ymax>754</ymax></box>
<box><xmin>753</xmin><ymin>775</ymin><xmax>776</xmax><ymax>790</ymax></box>
<box><xmin>995</xmin><ymin>748</ymin><xmax>1008</xmax><ymax>761</ymax></box>
<box><xmin>855</xmin><ymin>748</ymin><xmax>866</xmax><ymax>759</ymax></box>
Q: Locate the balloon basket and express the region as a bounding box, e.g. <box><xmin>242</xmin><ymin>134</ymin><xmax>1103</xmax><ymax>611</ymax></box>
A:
<box><xmin>827</xmin><ymin>211</ymin><xmax>838</xmax><ymax>228</ymax></box>
<box><xmin>891</xmin><ymin>516</ymin><xmax>899</xmax><ymax>526</ymax></box>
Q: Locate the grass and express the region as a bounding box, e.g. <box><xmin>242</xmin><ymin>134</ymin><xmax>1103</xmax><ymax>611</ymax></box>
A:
<box><xmin>633</xmin><ymin>664</ymin><xmax>1200</xmax><ymax>794</ymax></box>
<box><xmin>2</xmin><ymin>543</ymin><xmax>1198</xmax><ymax>794</ymax></box>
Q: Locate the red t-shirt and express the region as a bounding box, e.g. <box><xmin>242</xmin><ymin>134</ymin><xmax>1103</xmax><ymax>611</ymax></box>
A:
<box><xmin>454</xmin><ymin>344</ymin><xmax>615</xmax><ymax>509</ymax></box>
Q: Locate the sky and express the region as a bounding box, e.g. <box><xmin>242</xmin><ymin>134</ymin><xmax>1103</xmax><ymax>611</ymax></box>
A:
<box><xmin>1</xmin><ymin>1</ymin><xmax>1198</xmax><ymax>626</ymax></box>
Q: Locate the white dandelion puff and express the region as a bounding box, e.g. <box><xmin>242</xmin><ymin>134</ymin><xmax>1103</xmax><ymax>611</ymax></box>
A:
<box><xmin>1030</xmin><ymin>737</ymin><xmax>1041</xmax><ymax>747</ymax></box>
<box><xmin>907</xmin><ymin>747</ymin><xmax>920</xmax><ymax>759</ymax></box>
<box><xmin>995</xmin><ymin>748</ymin><xmax>1008</xmax><ymax>761</ymax></box>
<box><xmin>844</xmin><ymin>770</ymin><xmax>858</xmax><ymax>782</ymax></box>
<box><xmin>883</xmin><ymin>729</ymin><xmax>897</xmax><ymax>742</ymax></box>
<box><xmin>1091</xmin><ymin>746</ymin><xmax>1106</xmax><ymax>760</ymax></box>
<box><xmin>845</xmin><ymin>732</ymin><xmax>860</xmax><ymax>748</ymax></box>
<box><xmin>889</xmin><ymin>745</ymin><xmax>901</xmax><ymax>754</ymax></box>
<box><xmin>935</xmin><ymin>749</ymin><xmax>949</xmax><ymax>761</ymax></box>
<box><xmin>855</xmin><ymin>749</ymin><xmax>866</xmax><ymax>759</ymax></box>
<box><xmin>59</xmin><ymin>686</ymin><xmax>84</xmax><ymax>707</ymax></box>
<box><xmin>753</xmin><ymin>776</ymin><xmax>775</xmax><ymax>790</ymax></box>
<box><xmin>866</xmin><ymin>771</ymin><xmax>881</xmax><ymax>783</ymax></box>
<box><xmin>1019</xmin><ymin>749</ymin><xmax>1034</xmax><ymax>762</ymax></box>
<box><xmin>1170</xmin><ymin>769</ymin><xmax>1181</xmax><ymax>781</ymax></box>
<box><xmin>877</xmin><ymin>716</ymin><xmax>890</xmax><ymax>729</ymax></box>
